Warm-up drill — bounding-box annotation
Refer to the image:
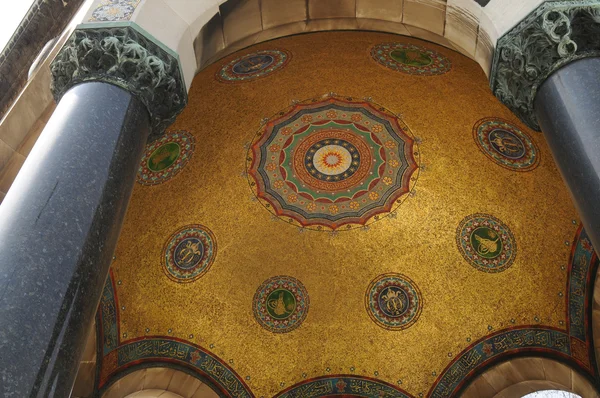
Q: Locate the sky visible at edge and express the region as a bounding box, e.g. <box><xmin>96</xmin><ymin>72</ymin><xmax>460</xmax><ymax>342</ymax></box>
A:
<box><xmin>0</xmin><ymin>1</ymin><xmax>37</xmax><ymax>52</ymax></box>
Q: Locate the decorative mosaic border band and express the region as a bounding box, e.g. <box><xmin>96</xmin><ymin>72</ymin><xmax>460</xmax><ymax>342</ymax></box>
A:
<box><xmin>273</xmin><ymin>375</ymin><xmax>413</xmax><ymax>398</ymax></box>
<box><xmin>566</xmin><ymin>225</ymin><xmax>598</xmax><ymax>371</ymax></box>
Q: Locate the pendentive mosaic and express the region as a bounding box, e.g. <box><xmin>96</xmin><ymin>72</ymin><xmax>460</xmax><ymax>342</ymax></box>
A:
<box><xmin>216</xmin><ymin>50</ymin><xmax>291</xmax><ymax>83</ymax></box>
<box><xmin>137</xmin><ymin>130</ymin><xmax>195</xmax><ymax>185</ymax></box>
<box><xmin>246</xmin><ymin>95</ymin><xmax>419</xmax><ymax>231</ymax></box>
<box><xmin>473</xmin><ymin>118</ymin><xmax>539</xmax><ymax>172</ymax></box>
<box><xmin>162</xmin><ymin>224</ymin><xmax>217</xmax><ymax>283</ymax></box>
<box><xmin>365</xmin><ymin>273</ymin><xmax>422</xmax><ymax>330</ymax></box>
<box><xmin>456</xmin><ymin>214</ymin><xmax>517</xmax><ymax>273</ymax></box>
<box><xmin>89</xmin><ymin>0</ymin><xmax>141</xmax><ymax>22</ymax></box>
<box><xmin>370</xmin><ymin>43</ymin><xmax>451</xmax><ymax>75</ymax></box>
<box><xmin>253</xmin><ymin>275</ymin><xmax>309</xmax><ymax>333</ymax></box>
<box><xmin>97</xmin><ymin>271</ymin><xmax>254</xmax><ymax>397</ymax></box>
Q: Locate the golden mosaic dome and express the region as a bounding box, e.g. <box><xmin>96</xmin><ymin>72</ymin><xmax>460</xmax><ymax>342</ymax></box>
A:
<box><xmin>95</xmin><ymin>31</ymin><xmax>595</xmax><ymax>398</ymax></box>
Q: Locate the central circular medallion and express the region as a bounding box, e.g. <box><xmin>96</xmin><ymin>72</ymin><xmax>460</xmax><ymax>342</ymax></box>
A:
<box><xmin>366</xmin><ymin>273</ymin><xmax>422</xmax><ymax>330</ymax></box>
<box><xmin>456</xmin><ymin>213</ymin><xmax>517</xmax><ymax>273</ymax></box>
<box><xmin>253</xmin><ymin>276</ymin><xmax>309</xmax><ymax>333</ymax></box>
<box><xmin>310</xmin><ymin>140</ymin><xmax>356</xmax><ymax>178</ymax></box>
<box><xmin>247</xmin><ymin>96</ymin><xmax>419</xmax><ymax>231</ymax></box>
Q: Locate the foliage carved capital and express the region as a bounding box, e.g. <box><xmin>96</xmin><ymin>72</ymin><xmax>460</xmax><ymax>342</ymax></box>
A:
<box><xmin>490</xmin><ymin>0</ymin><xmax>600</xmax><ymax>130</ymax></box>
<box><xmin>50</xmin><ymin>25</ymin><xmax>187</xmax><ymax>136</ymax></box>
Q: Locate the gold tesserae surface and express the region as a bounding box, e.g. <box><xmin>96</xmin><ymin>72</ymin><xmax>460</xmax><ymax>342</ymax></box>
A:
<box><xmin>110</xmin><ymin>31</ymin><xmax>579</xmax><ymax>397</ymax></box>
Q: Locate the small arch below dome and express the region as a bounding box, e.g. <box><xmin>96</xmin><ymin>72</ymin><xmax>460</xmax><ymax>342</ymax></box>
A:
<box><xmin>522</xmin><ymin>391</ymin><xmax>582</xmax><ymax>398</ymax></box>
<box><xmin>461</xmin><ymin>357</ymin><xmax>599</xmax><ymax>398</ymax></box>
<box><xmin>101</xmin><ymin>367</ymin><xmax>219</xmax><ymax>398</ymax></box>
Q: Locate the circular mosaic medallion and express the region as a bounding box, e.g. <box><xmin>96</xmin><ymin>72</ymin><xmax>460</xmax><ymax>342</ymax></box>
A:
<box><xmin>473</xmin><ymin>118</ymin><xmax>539</xmax><ymax>171</ymax></box>
<box><xmin>456</xmin><ymin>214</ymin><xmax>517</xmax><ymax>273</ymax></box>
<box><xmin>216</xmin><ymin>50</ymin><xmax>291</xmax><ymax>83</ymax></box>
<box><xmin>246</xmin><ymin>95</ymin><xmax>420</xmax><ymax>231</ymax></box>
<box><xmin>370</xmin><ymin>43</ymin><xmax>451</xmax><ymax>75</ymax></box>
<box><xmin>162</xmin><ymin>225</ymin><xmax>217</xmax><ymax>283</ymax></box>
<box><xmin>137</xmin><ymin>130</ymin><xmax>195</xmax><ymax>185</ymax></box>
<box><xmin>365</xmin><ymin>273</ymin><xmax>422</xmax><ymax>330</ymax></box>
<box><xmin>90</xmin><ymin>1</ymin><xmax>136</xmax><ymax>22</ymax></box>
<box><xmin>253</xmin><ymin>276</ymin><xmax>309</xmax><ymax>333</ymax></box>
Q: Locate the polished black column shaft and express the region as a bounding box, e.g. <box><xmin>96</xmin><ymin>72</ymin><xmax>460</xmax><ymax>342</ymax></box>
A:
<box><xmin>535</xmin><ymin>57</ymin><xmax>600</xmax><ymax>250</ymax></box>
<box><xmin>0</xmin><ymin>82</ymin><xmax>149</xmax><ymax>397</ymax></box>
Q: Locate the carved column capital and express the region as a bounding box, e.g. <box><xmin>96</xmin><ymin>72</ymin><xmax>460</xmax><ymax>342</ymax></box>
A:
<box><xmin>50</xmin><ymin>25</ymin><xmax>187</xmax><ymax>136</ymax></box>
<box><xmin>490</xmin><ymin>0</ymin><xmax>600</xmax><ymax>130</ymax></box>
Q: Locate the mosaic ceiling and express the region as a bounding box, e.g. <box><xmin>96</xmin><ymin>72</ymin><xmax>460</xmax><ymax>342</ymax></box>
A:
<box><xmin>97</xmin><ymin>31</ymin><xmax>597</xmax><ymax>397</ymax></box>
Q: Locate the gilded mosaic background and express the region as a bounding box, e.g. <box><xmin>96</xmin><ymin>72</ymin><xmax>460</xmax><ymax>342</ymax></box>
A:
<box><xmin>107</xmin><ymin>31</ymin><xmax>582</xmax><ymax>397</ymax></box>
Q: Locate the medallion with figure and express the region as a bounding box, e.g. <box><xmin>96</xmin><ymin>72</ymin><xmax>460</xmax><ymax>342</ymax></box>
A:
<box><xmin>365</xmin><ymin>273</ymin><xmax>422</xmax><ymax>330</ymax></box>
<box><xmin>216</xmin><ymin>49</ymin><xmax>290</xmax><ymax>83</ymax></box>
<box><xmin>253</xmin><ymin>275</ymin><xmax>309</xmax><ymax>333</ymax></box>
<box><xmin>456</xmin><ymin>213</ymin><xmax>517</xmax><ymax>273</ymax></box>
<box><xmin>371</xmin><ymin>43</ymin><xmax>451</xmax><ymax>75</ymax></box>
<box><xmin>473</xmin><ymin>118</ymin><xmax>539</xmax><ymax>171</ymax></box>
<box><xmin>162</xmin><ymin>225</ymin><xmax>217</xmax><ymax>283</ymax></box>
<box><xmin>137</xmin><ymin>130</ymin><xmax>195</xmax><ymax>185</ymax></box>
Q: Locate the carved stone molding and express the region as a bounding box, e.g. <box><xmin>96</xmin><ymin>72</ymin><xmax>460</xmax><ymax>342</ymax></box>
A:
<box><xmin>50</xmin><ymin>25</ymin><xmax>187</xmax><ymax>136</ymax></box>
<box><xmin>490</xmin><ymin>0</ymin><xmax>600</xmax><ymax>130</ymax></box>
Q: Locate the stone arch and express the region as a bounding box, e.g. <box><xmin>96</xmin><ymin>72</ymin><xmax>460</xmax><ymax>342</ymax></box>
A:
<box><xmin>101</xmin><ymin>367</ymin><xmax>219</xmax><ymax>398</ymax></box>
<box><xmin>86</xmin><ymin>0</ymin><xmax>545</xmax><ymax>90</ymax></box>
<box><xmin>460</xmin><ymin>357</ymin><xmax>598</xmax><ymax>398</ymax></box>
<box><xmin>191</xmin><ymin>0</ymin><xmax>487</xmax><ymax>73</ymax></box>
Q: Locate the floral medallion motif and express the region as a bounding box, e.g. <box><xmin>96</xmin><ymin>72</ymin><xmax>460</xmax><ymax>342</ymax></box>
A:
<box><xmin>137</xmin><ymin>130</ymin><xmax>195</xmax><ymax>185</ymax></box>
<box><xmin>162</xmin><ymin>225</ymin><xmax>217</xmax><ymax>283</ymax></box>
<box><xmin>370</xmin><ymin>43</ymin><xmax>451</xmax><ymax>75</ymax></box>
<box><xmin>246</xmin><ymin>95</ymin><xmax>419</xmax><ymax>231</ymax></box>
<box><xmin>473</xmin><ymin>118</ymin><xmax>540</xmax><ymax>171</ymax></box>
<box><xmin>365</xmin><ymin>273</ymin><xmax>422</xmax><ymax>330</ymax></box>
<box><xmin>456</xmin><ymin>214</ymin><xmax>517</xmax><ymax>273</ymax></box>
<box><xmin>216</xmin><ymin>50</ymin><xmax>291</xmax><ymax>83</ymax></box>
<box><xmin>253</xmin><ymin>276</ymin><xmax>309</xmax><ymax>333</ymax></box>
<box><xmin>89</xmin><ymin>0</ymin><xmax>141</xmax><ymax>22</ymax></box>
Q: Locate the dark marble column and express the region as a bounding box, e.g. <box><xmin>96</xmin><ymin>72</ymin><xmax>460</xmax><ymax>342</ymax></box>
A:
<box><xmin>0</xmin><ymin>82</ymin><xmax>149</xmax><ymax>397</ymax></box>
<box><xmin>490</xmin><ymin>2</ymin><xmax>600</xmax><ymax>246</ymax></box>
<box><xmin>0</xmin><ymin>24</ymin><xmax>187</xmax><ymax>397</ymax></box>
<box><xmin>534</xmin><ymin>57</ymin><xmax>600</xmax><ymax>250</ymax></box>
